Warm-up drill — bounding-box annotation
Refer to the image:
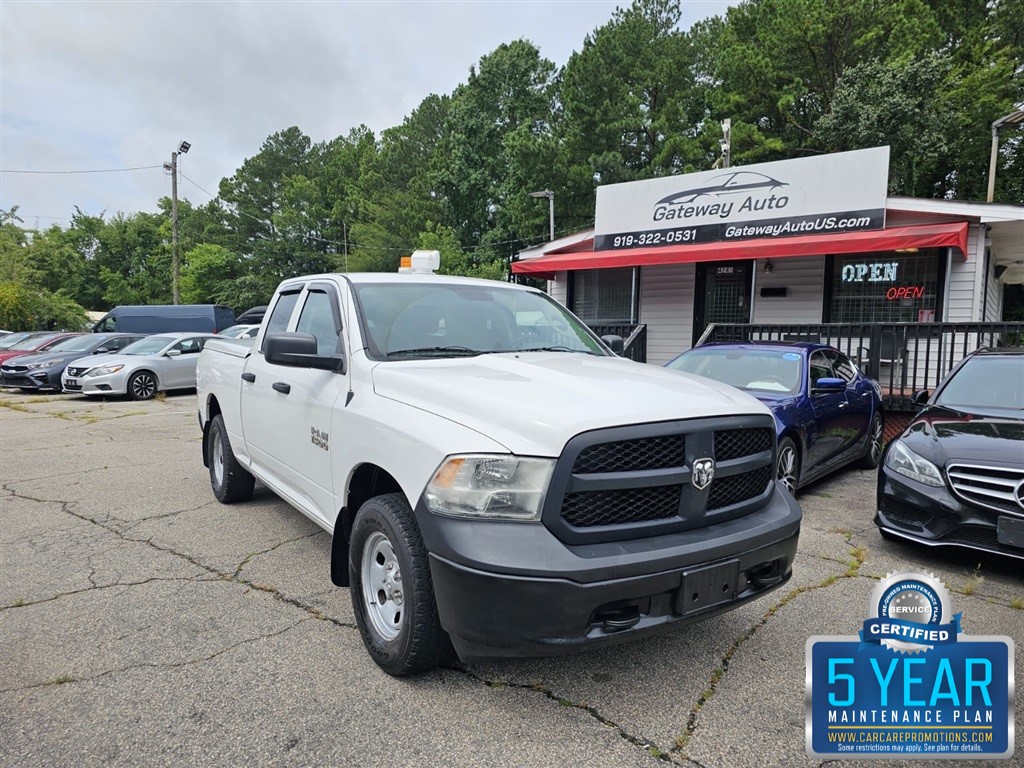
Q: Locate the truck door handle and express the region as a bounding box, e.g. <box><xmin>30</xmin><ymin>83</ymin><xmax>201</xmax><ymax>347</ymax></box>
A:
<box><xmin>241</xmin><ymin>372</ymin><xmax>256</xmax><ymax>383</ymax></box>
<box><xmin>272</xmin><ymin>382</ymin><xmax>291</xmax><ymax>395</ymax></box>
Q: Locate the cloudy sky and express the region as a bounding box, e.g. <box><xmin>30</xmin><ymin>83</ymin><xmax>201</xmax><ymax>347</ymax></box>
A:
<box><xmin>1</xmin><ymin>1</ymin><xmax>731</xmax><ymax>228</ymax></box>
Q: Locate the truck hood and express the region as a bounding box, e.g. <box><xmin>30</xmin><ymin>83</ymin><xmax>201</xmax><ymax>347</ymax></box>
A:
<box><xmin>371</xmin><ymin>352</ymin><xmax>770</xmax><ymax>456</ymax></box>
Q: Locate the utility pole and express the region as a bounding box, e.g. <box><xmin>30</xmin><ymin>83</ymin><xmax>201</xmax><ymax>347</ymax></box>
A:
<box><xmin>529</xmin><ymin>189</ymin><xmax>555</xmax><ymax>241</ymax></box>
<box><xmin>720</xmin><ymin>118</ymin><xmax>732</xmax><ymax>169</ymax></box>
<box><xmin>165</xmin><ymin>140</ymin><xmax>190</xmax><ymax>304</ymax></box>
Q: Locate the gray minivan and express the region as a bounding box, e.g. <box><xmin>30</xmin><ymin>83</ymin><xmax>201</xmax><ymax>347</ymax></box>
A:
<box><xmin>93</xmin><ymin>305</ymin><xmax>235</xmax><ymax>334</ymax></box>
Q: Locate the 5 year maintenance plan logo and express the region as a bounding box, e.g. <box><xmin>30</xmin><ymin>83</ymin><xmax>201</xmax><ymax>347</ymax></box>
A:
<box><xmin>806</xmin><ymin>572</ymin><xmax>1014</xmax><ymax>759</ymax></box>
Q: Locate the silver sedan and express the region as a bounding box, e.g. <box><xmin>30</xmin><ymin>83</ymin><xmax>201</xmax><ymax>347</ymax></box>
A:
<box><xmin>62</xmin><ymin>333</ymin><xmax>218</xmax><ymax>400</ymax></box>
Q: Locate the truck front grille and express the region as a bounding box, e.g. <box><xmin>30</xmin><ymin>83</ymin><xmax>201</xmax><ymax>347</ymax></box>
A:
<box><xmin>714</xmin><ymin>428</ymin><xmax>772</xmax><ymax>461</ymax></box>
<box><xmin>562</xmin><ymin>485</ymin><xmax>683</xmax><ymax>527</ymax></box>
<box><xmin>708</xmin><ymin>465</ymin><xmax>772</xmax><ymax>511</ymax></box>
<box><xmin>546</xmin><ymin>417</ymin><xmax>776</xmax><ymax>544</ymax></box>
<box><xmin>573</xmin><ymin>434</ymin><xmax>686</xmax><ymax>473</ymax></box>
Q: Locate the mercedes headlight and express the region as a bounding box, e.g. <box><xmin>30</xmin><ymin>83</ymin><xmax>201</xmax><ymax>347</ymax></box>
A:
<box><xmin>884</xmin><ymin>439</ymin><xmax>944</xmax><ymax>487</ymax></box>
<box><xmin>85</xmin><ymin>364</ymin><xmax>124</xmax><ymax>378</ymax></box>
<box><xmin>424</xmin><ymin>455</ymin><xmax>554</xmax><ymax>521</ymax></box>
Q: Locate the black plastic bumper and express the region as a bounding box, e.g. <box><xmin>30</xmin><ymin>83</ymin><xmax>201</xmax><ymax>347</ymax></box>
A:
<box><xmin>876</xmin><ymin>465</ymin><xmax>1024</xmax><ymax>560</ymax></box>
<box><xmin>419</xmin><ymin>486</ymin><xmax>801</xmax><ymax>661</ymax></box>
<box><xmin>0</xmin><ymin>370</ymin><xmax>59</xmax><ymax>390</ymax></box>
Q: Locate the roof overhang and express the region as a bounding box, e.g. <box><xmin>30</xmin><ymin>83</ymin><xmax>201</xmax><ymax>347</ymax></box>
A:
<box><xmin>512</xmin><ymin>222</ymin><xmax>969</xmax><ymax>279</ymax></box>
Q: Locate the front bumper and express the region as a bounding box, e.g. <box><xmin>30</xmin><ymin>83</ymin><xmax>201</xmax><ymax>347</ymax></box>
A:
<box><xmin>875</xmin><ymin>465</ymin><xmax>1024</xmax><ymax>560</ymax></box>
<box><xmin>62</xmin><ymin>371</ymin><xmax>128</xmax><ymax>396</ymax></box>
<box><xmin>419</xmin><ymin>486</ymin><xmax>801</xmax><ymax>661</ymax></box>
<box><xmin>0</xmin><ymin>367</ymin><xmax>61</xmax><ymax>390</ymax></box>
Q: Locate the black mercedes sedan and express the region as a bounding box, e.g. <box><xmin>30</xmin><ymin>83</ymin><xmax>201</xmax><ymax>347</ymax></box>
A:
<box><xmin>0</xmin><ymin>333</ymin><xmax>142</xmax><ymax>391</ymax></box>
<box><xmin>876</xmin><ymin>347</ymin><xmax>1024</xmax><ymax>560</ymax></box>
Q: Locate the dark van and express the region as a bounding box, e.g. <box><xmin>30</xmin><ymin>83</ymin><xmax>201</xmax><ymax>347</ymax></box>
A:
<box><xmin>92</xmin><ymin>305</ymin><xmax>236</xmax><ymax>334</ymax></box>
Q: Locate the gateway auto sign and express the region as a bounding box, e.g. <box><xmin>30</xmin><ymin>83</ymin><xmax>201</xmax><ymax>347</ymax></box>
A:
<box><xmin>594</xmin><ymin>146</ymin><xmax>890</xmax><ymax>251</ymax></box>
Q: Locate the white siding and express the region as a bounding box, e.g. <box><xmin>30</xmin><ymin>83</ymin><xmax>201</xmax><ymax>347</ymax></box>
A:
<box><xmin>945</xmin><ymin>224</ymin><xmax>982</xmax><ymax>322</ymax></box>
<box><xmin>750</xmin><ymin>256</ymin><xmax>825</xmax><ymax>324</ymax></box>
<box><xmin>639</xmin><ymin>263</ymin><xmax>696</xmax><ymax>365</ymax></box>
<box><xmin>547</xmin><ymin>273</ymin><xmax>568</xmax><ymax>305</ymax></box>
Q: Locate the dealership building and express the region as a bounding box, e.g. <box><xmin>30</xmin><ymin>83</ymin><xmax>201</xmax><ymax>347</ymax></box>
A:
<box><xmin>513</xmin><ymin>147</ymin><xmax>1024</xmax><ymax>411</ymax></box>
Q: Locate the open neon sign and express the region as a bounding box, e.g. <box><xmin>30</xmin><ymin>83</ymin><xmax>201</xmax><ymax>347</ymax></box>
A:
<box><xmin>886</xmin><ymin>286</ymin><xmax>924</xmax><ymax>300</ymax></box>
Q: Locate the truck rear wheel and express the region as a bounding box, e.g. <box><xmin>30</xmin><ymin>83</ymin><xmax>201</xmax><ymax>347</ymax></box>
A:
<box><xmin>208</xmin><ymin>414</ymin><xmax>255</xmax><ymax>503</ymax></box>
<box><xmin>349</xmin><ymin>493</ymin><xmax>450</xmax><ymax>676</ymax></box>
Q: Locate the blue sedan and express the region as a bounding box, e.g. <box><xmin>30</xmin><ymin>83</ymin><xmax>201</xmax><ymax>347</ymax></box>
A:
<box><xmin>665</xmin><ymin>342</ymin><xmax>884</xmax><ymax>492</ymax></box>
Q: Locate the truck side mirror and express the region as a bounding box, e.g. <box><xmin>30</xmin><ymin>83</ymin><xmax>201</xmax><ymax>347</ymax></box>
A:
<box><xmin>601</xmin><ymin>334</ymin><xmax>624</xmax><ymax>355</ymax></box>
<box><xmin>265</xmin><ymin>332</ymin><xmax>344</xmax><ymax>372</ymax></box>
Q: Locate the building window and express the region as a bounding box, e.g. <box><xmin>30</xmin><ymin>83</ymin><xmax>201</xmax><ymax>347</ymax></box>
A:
<box><xmin>569</xmin><ymin>267</ymin><xmax>639</xmax><ymax>324</ymax></box>
<box><xmin>825</xmin><ymin>251</ymin><xmax>944</xmax><ymax>323</ymax></box>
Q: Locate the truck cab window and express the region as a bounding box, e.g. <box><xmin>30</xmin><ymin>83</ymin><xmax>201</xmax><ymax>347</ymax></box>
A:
<box><xmin>265</xmin><ymin>291</ymin><xmax>302</xmax><ymax>337</ymax></box>
<box><xmin>296</xmin><ymin>290</ymin><xmax>341</xmax><ymax>356</ymax></box>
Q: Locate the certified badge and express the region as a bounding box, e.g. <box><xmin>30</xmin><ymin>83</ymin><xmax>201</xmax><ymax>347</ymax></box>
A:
<box><xmin>806</xmin><ymin>571</ymin><xmax>1014</xmax><ymax>759</ymax></box>
<box><xmin>864</xmin><ymin>572</ymin><xmax>959</xmax><ymax>654</ymax></box>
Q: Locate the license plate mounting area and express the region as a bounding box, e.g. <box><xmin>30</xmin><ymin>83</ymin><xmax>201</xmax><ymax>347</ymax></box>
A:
<box><xmin>675</xmin><ymin>559</ymin><xmax>740</xmax><ymax>617</ymax></box>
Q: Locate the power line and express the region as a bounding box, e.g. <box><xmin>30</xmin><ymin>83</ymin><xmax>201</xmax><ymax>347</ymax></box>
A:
<box><xmin>0</xmin><ymin>165</ymin><xmax>163</xmax><ymax>174</ymax></box>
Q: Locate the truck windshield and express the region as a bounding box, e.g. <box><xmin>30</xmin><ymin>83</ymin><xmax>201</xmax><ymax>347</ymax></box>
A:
<box><xmin>352</xmin><ymin>282</ymin><xmax>608</xmax><ymax>360</ymax></box>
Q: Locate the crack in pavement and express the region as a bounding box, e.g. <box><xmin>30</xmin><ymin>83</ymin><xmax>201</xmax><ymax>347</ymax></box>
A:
<box><xmin>0</xmin><ymin>618</ymin><xmax>311</xmax><ymax>695</ymax></box>
<box><xmin>231</xmin><ymin>531</ymin><xmax>323</xmax><ymax>579</ymax></box>
<box><xmin>448</xmin><ymin>664</ymin><xmax>683</xmax><ymax>765</ymax></box>
<box><xmin>3</xmin><ymin>483</ymin><xmax>359</xmax><ymax>634</ymax></box>
<box><xmin>670</xmin><ymin>542</ymin><xmax>871</xmax><ymax>761</ymax></box>
<box><xmin>0</xmin><ymin>575</ymin><xmax>209</xmax><ymax>611</ymax></box>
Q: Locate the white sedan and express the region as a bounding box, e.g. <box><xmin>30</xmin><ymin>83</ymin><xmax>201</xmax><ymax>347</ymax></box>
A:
<box><xmin>62</xmin><ymin>332</ymin><xmax>218</xmax><ymax>400</ymax></box>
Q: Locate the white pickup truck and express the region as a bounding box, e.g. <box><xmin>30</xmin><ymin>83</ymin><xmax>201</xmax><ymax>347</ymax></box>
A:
<box><xmin>196</xmin><ymin>263</ymin><xmax>801</xmax><ymax>675</ymax></box>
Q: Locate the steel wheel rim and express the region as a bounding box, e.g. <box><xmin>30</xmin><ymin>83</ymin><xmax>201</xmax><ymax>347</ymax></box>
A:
<box><xmin>869</xmin><ymin>416</ymin><xmax>883</xmax><ymax>463</ymax></box>
<box><xmin>361</xmin><ymin>531</ymin><xmax>403</xmax><ymax>641</ymax></box>
<box><xmin>132</xmin><ymin>373</ymin><xmax>155</xmax><ymax>399</ymax></box>
<box><xmin>211</xmin><ymin>428</ymin><xmax>225</xmax><ymax>488</ymax></box>
<box><xmin>778</xmin><ymin>445</ymin><xmax>798</xmax><ymax>492</ymax></box>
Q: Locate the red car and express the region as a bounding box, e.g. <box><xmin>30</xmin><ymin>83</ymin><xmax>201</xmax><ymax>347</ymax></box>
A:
<box><xmin>0</xmin><ymin>333</ymin><xmax>83</xmax><ymax>365</ymax></box>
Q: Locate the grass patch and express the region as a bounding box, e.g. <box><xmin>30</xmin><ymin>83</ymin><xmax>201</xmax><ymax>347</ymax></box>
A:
<box><xmin>47</xmin><ymin>675</ymin><xmax>75</xmax><ymax>685</ymax></box>
<box><xmin>0</xmin><ymin>401</ymin><xmax>31</xmax><ymax>413</ymax></box>
<box><xmin>1010</xmin><ymin>598</ymin><xmax>1024</xmax><ymax>610</ymax></box>
<box><xmin>13</xmin><ymin>598</ymin><xmax>25</xmax><ymax>607</ymax></box>
<box><xmin>955</xmin><ymin>564</ymin><xmax>984</xmax><ymax>596</ymax></box>
<box><xmin>154</xmin><ymin>392</ymin><xmax>167</xmax><ymax>402</ymax></box>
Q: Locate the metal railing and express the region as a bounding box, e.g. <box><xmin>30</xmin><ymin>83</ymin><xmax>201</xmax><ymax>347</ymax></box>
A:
<box><xmin>590</xmin><ymin>323</ymin><xmax>648</xmax><ymax>363</ymax></box>
<box><xmin>699</xmin><ymin>321</ymin><xmax>1024</xmax><ymax>412</ymax></box>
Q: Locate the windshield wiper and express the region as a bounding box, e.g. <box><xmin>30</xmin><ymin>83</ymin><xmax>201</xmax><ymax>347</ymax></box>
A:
<box><xmin>517</xmin><ymin>346</ymin><xmax>600</xmax><ymax>355</ymax></box>
<box><xmin>386</xmin><ymin>346</ymin><xmax>481</xmax><ymax>358</ymax></box>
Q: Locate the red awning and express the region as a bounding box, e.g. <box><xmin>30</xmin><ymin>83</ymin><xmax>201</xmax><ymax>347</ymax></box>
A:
<box><xmin>512</xmin><ymin>221</ymin><xmax>969</xmax><ymax>278</ymax></box>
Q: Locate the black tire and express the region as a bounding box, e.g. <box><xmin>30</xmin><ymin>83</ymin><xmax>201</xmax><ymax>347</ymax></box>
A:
<box><xmin>349</xmin><ymin>493</ymin><xmax>450</xmax><ymax>676</ymax></box>
<box><xmin>777</xmin><ymin>436</ymin><xmax>800</xmax><ymax>494</ymax></box>
<box><xmin>207</xmin><ymin>414</ymin><xmax>255</xmax><ymax>503</ymax></box>
<box><xmin>127</xmin><ymin>370</ymin><xmax>158</xmax><ymax>401</ymax></box>
<box><xmin>857</xmin><ymin>412</ymin><xmax>884</xmax><ymax>469</ymax></box>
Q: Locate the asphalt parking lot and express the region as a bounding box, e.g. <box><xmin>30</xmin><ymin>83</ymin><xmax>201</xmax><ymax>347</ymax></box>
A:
<box><xmin>1</xmin><ymin>390</ymin><xmax>1021</xmax><ymax>768</ymax></box>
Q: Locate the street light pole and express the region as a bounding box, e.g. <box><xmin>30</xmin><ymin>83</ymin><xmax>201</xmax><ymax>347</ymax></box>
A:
<box><xmin>529</xmin><ymin>189</ymin><xmax>554</xmax><ymax>241</ymax></box>
<box><xmin>165</xmin><ymin>140</ymin><xmax>190</xmax><ymax>304</ymax></box>
<box><xmin>987</xmin><ymin>110</ymin><xmax>1024</xmax><ymax>203</ymax></box>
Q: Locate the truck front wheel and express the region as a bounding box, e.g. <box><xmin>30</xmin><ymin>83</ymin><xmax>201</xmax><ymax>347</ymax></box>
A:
<box><xmin>208</xmin><ymin>414</ymin><xmax>255</xmax><ymax>503</ymax></box>
<box><xmin>349</xmin><ymin>493</ymin><xmax>450</xmax><ymax>676</ymax></box>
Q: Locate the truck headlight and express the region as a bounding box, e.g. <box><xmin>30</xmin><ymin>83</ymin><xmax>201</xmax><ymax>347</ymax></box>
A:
<box><xmin>884</xmin><ymin>439</ymin><xmax>944</xmax><ymax>487</ymax></box>
<box><xmin>85</xmin><ymin>364</ymin><xmax>124</xmax><ymax>378</ymax></box>
<box><xmin>424</xmin><ymin>455</ymin><xmax>554</xmax><ymax>521</ymax></box>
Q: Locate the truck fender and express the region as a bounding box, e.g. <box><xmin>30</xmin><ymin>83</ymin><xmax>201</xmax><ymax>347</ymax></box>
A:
<box><xmin>330</xmin><ymin>463</ymin><xmax>404</xmax><ymax>587</ymax></box>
